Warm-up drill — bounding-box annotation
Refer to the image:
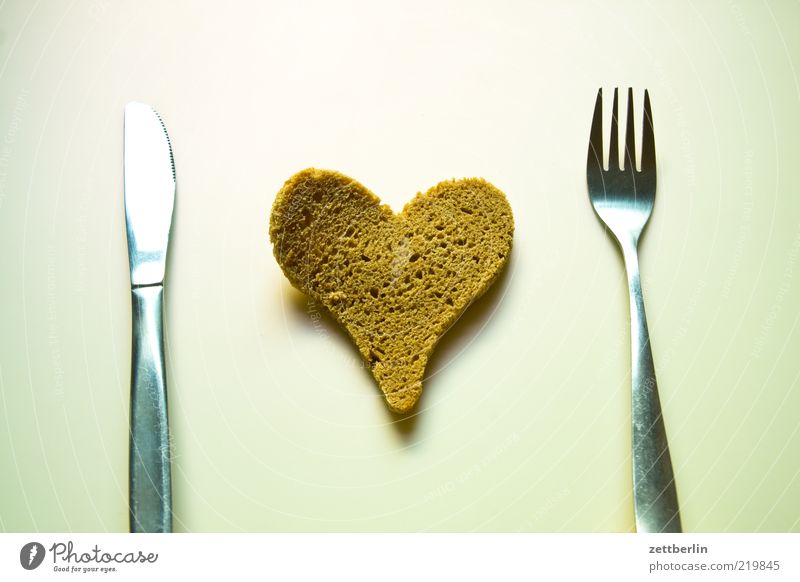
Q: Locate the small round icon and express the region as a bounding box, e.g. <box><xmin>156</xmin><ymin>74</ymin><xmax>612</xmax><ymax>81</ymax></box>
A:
<box><xmin>20</xmin><ymin>542</ymin><xmax>45</xmax><ymax>570</ymax></box>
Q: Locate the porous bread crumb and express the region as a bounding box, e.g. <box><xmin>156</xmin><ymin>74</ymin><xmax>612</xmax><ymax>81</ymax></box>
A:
<box><xmin>270</xmin><ymin>168</ymin><xmax>514</xmax><ymax>413</ymax></box>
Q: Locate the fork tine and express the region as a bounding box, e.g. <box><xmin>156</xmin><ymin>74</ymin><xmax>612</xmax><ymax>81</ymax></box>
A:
<box><xmin>609</xmin><ymin>88</ymin><xmax>620</xmax><ymax>171</ymax></box>
<box><xmin>625</xmin><ymin>87</ymin><xmax>636</xmax><ymax>172</ymax></box>
<box><xmin>588</xmin><ymin>88</ymin><xmax>603</xmax><ymax>169</ymax></box>
<box><xmin>641</xmin><ymin>89</ymin><xmax>656</xmax><ymax>172</ymax></box>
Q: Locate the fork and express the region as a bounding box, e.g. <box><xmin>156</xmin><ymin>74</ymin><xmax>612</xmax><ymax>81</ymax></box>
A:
<box><xmin>586</xmin><ymin>88</ymin><xmax>681</xmax><ymax>533</ymax></box>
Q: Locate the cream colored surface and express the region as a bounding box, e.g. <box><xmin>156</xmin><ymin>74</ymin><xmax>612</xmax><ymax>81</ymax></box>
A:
<box><xmin>0</xmin><ymin>0</ymin><xmax>798</xmax><ymax>532</ymax></box>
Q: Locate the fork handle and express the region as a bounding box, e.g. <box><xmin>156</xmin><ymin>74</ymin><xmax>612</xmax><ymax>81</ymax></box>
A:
<box><xmin>129</xmin><ymin>285</ymin><xmax>173</xmax><ymax>533</ymax></box>
<box><xmin>622</xmin><ymin>243</ymin><xmax>681</xmax><ymax>533</ymax></box>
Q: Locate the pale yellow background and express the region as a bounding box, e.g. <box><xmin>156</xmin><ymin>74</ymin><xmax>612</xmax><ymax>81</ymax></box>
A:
<box><xmin>1</xmin><ymin>0</ymin><xmax>798</xmax><ymax>532</ymax></box>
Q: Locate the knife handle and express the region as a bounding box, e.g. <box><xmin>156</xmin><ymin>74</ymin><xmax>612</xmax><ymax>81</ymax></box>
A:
<box><xmin>129</xmin><ymin>284</ymin><xmax>173</xmax><ymax>533</ymax></box>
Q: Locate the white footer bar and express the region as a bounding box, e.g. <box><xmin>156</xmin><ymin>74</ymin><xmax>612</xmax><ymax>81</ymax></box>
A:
<box><xmin>1</xmin><ymin>533</ymin><xmax>797</xmax><ymax>581</ymax></box>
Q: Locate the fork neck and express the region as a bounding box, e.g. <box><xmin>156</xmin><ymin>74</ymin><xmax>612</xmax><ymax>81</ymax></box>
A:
<box><xmin>619</xmin><ymin>237</ymin><xmax>641</xmax><ymax>285</ymax></box>
<box><xmin>613</xmin><ymin>229</ymin><xmax>641</xmax><ymax>260</ymax></box>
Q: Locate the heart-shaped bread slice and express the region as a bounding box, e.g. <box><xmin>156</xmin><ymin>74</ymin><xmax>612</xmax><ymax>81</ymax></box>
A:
<box><xmin>270</xmin><ymin>169</ymin><xmax>514</xmax><ymax>413</ymax></box>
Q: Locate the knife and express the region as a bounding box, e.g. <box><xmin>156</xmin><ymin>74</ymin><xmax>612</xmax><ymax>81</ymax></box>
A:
<box><xmin>124</xmin><ymin>102</ymin><xmax>176</xmax><ymax>533</ymax></box>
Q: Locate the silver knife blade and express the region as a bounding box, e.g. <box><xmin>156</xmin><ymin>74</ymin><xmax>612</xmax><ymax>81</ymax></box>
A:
<box><xmin>124</xmin><ymin>101</ymin><xmax>175</xmax><ymax>533</ymax></box>
<box><xmin>124</xmin><ymin>101</ymin><xmax>175</xmax><ymax>285</ymax></box>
